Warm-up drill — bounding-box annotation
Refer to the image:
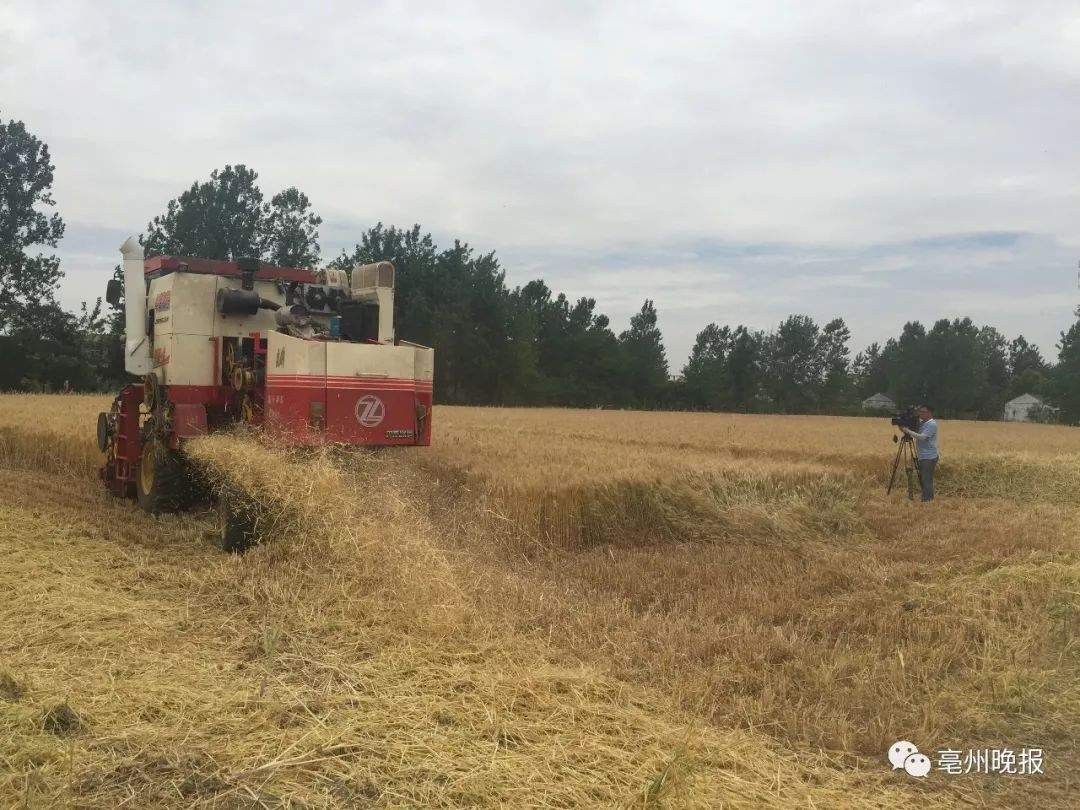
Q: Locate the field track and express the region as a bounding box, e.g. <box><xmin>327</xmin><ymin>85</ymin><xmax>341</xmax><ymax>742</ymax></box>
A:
<box><xmin>1</xmin><ymin>394</ymin><xmax>1078</xmax><ymax>807</ymax></box>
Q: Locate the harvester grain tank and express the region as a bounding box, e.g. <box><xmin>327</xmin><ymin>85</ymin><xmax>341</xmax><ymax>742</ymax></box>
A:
<box><xmin>96</xmin><ymin>239</ymin><xmax>433</xmax><ymax>547</ymax></box>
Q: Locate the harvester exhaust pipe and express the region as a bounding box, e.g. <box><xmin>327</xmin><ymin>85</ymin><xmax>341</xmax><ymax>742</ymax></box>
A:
<box><xmin>120</xmin><ymin>237</ymin><xmax>152</xmax><ymax>375</ymax></box>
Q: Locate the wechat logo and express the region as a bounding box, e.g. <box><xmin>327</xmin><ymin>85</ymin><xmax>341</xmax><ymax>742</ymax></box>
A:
<box><xmin>889</xmin><ymin>740</ymin><xmax>932</xmax><ymax>777</ymax></box>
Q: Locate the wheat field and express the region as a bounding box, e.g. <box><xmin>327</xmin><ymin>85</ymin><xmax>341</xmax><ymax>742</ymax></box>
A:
<box><xmin>0</xmin><ymin>394</ymin><xmax>1077</xmax><ymax>807</ymax></box>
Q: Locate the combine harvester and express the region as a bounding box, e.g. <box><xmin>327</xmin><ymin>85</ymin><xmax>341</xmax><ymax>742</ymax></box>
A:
<box><xmin>96</xmin><ymin>238</ymin><xmax>433</xmax><ymax>549</ymax></box>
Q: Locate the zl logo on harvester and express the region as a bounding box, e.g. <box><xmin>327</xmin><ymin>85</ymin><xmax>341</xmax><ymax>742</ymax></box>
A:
<box><xmin>355</xmin><ymin>394</ymin><xmax>386</xmax><ymax>427</ymax></box>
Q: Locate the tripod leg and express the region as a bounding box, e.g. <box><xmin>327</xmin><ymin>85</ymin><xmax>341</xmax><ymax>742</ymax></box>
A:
<box><xmin>908</xmin><ymin>438</ymin><xmax>924</xmax><ymax>489</ymax></box>
<box><xmin>906</xmin><ymin>438</ymin><xmax>922</xmax><ymax>500</ymax></box>
<box><xmin>886</xmin><ymin>437</ymin><xmax>905</xmax><ymax>494</ymax></box>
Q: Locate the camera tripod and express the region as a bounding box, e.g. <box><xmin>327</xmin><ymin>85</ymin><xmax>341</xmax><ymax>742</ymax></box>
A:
<box><xmin>886</xmin><ymin>433</ymin><xmax>924</xmax><ymax>499</ymax></box>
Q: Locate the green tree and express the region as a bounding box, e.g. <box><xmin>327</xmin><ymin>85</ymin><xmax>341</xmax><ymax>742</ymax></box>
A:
<box><xmin>618</xmin><ymin>300</ymin><xmax>668</xmax><ymax>407</ymax></box>
<box><xmin>575</xmin><ymin>308</ymin><xmax>623</xmax><ymax>406</ymax></box>
<box><xmin>818</xmin><ymin>317</ymin><xmax>853</xmax><ymax>411</ymax></box>
<box><xmin>0</xmin><ymin>113</ymin><xmax>65</xmax><ymax>331</ymax></box>
<box><xmin>763</xmin><ymin>314</ymin><xmax>823</xmax><ymax>413</ymax></box>
<box><xmin>681</xmin><ymin>323</ymin><xmax>732</xmax><ymax>409</ymax></box>
<box><xmin>885</xmin><ymin>321</ymin><xmax>928</xmax><ymax>406</ymax></box>
<box><xmin>142</xmin><ymin>166</ymin><xmax>323</xmax><ymax>264</ymax></box>
<box><xmin>513</xmin><ymin>281</ymin><xmax>622</xmax><ymax>406</ymax></box>
<box><xmin>853</xmin><ymin>341</ymin><xmax>889</xmax><ymax>400</ymax></box>
<box><xmin>922</xmin><ymin>318</ymin><xmax>985</xmax><ymax>417</ymax></box>
<box><xmin>143</xmin><ymin>165</ymin><xmax>264</xmax><ymax>259</ymax></box>
<box><xmin>976</xmin><ymin>325</ymin><xmax>1010</xmax><ymax>419</ymax></box>
<box><xmin>1047</xmin><ymin>308</ymin><xmax>1080</xmax><ymax>425</ymax></box>
<box><xmin>727</xmin><ymin>326</ymin><xmax>765</xmax><ymax>410</ymax></box>
<box><xmin>1010</xmin><ymin>367</ymin><xmax>1048</xmax><ymax>402</ymax></box>
<box><xmin>436</xmin><ymin>240</ymin><xmax>520</xmax><ymax>403</ymax></box>
<box><xmin>259</xmin><ymin>187</ymin><xmax>322</xmax><ymax>267</ymax></box>
<box><xmin>1006</xmin><ymin>335</ymin><xmax>1047</xmax><ymax>400</ymax></box>
<box><xmin>0</xmin><ymin>299</ymin><xmax>112</xmax><ymax>391</ymax></box>
<box><xmin>679</xmin><ymin>322</ymin><xmax>765</xmax><ymax>411</ymax></box>
<box><xmin>1009</xmin><ymin>335</ymin><xmax>1046</xmax><ymax>378</ymax></box>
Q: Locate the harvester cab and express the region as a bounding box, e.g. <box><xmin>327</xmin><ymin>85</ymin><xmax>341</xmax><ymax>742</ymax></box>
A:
<box><xmin>97</xmin><ymin>238</ymin><xmax>433</xmax><ymax>533</ymax></box>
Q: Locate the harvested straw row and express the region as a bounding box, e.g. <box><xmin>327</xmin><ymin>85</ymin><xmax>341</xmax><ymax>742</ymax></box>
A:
<box><xmin>422</xmin><ymin>459</ymin><xmax>863</xmax><ymax>554</ymax></box>
<box><xmin>0</xmin><ymin>454</ymin><xmax>930</xmax><ymax>807</ymax></box>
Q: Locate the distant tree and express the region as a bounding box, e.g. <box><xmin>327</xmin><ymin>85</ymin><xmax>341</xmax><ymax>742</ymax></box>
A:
<box><xmin>511</xmin><ymin>279</ymin><xmax>560</xmax><ymax>402</ymax></box>
<box><xmin>143</xmin><ymin>165</ymin><xmax>265</xmax><ymax>260</ymax></box>
<box><xmin>1008</xmin><ymin>335</ymin><xmax>1046</xmax><ymax>378</ymax></box>
<box><xmin>514</xmin><ymin>281</ymin><xmax>622</xmax><ymax>406</ymax></box>
<box><xmin>727</xmin><ymin>326</ymin><xmax>765</xmax><ymax>410</ymax></box>
<box><xmin>0</xmin><ymin>298</ymin><xmax>112</xmax><ymax>391</ymax></box>
<box><xmin>502</xmin><ymin>288</ymin><xmax>542</xmax><ymax>404</ymax></box>
<box><xmin>1006</xmin><ymin>335</ymin><xmax>1048</xmax><ymax>400</ymax></box>
<box><xmin>818</xmin><ymin>317</ymin><xmax>853</xmax><ymax>411</ymax></box>
<box><xmin>922</xmin><ymin>318</ymin><xmax>985</xmax><ymax>417</ymax></box>
<box><xmin>618</xmin><ymin>300</ymin><xmax>668</xmax><ymax>406</ymax></box>
<box><xmin>976</xmin><ymin>325</ymin><xmax>1010</xmax><ymax>419</ymax></box>
<box><xmin>681</xmin><ymin>322</ymin><xmax>766</xmax><ymax>412</ymax></box>
<box><xmin>1009</xmin><ymin>367</ymin><xmax>1048</xmax><ymax>402</ymax></box>
<box><xmin>885</xmin><ymin>321</ymin><xmax>928</xmax><ymax>406</ymax></box>
<box><xmin>143</xmin><ymin>167</ymin><xmax>323</xmax><ymax>266</ymax></box>
<box><xmin>858</xmin><ymin>321</ymin><xmax>1055</xmax><ymax>419</ymax></box>
<box><xmin>436</xmin><ymin>239</ymin><xmax>520</xmax><ymax>403</ymax></box>
<box><xmin>577</xmin><ymin>309</ymin><xmax>624</xmax><ymax>406</ymax></box>
<box><xmin>259</xmin><ymin>187</ymin><xmax>322</xmax><ymax>267</ymax></box>
<box><xmin>682</xmin><ymin>323</ymin><xmax>732</xmax><ymax>409</ymax></box>
<box><xmin>1047</xmin><ymin>308</ymin><xmax>1080</xmax><ymax>425</ymax></box>
<box><xmin>0</xmin><ymin>113</ymin><xmax>65</xmax><ymax>331</ymax></box>
<box><xmin>763</xmin><ymin>314</ymin><xmax>823</xmax><ymax>413</ymax></box>
<box><xmin>853</xmin><ymin>341</ymin><xmax>889</xmax><ymax>399</ymax></box>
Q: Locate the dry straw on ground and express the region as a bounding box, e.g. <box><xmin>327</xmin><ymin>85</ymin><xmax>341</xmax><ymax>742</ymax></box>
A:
<box><xmin>0</xmin><ymin>394</ymin><xmax>1077</xmax><ymax>807</ymax></box>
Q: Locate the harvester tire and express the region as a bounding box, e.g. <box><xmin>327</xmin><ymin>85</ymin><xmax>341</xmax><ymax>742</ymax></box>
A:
<box><xmin>135</xmin><ymin>439</ymin><xmax>191</xmax><ymax>514</ymax></box>
<box><xmin>96</xmin><ymin>412</ymin><xmax>112</xmax><ymax>452</ymax></box>
<box><xmin>218</xmin><ymin>487</ymin><xmax>258</xmax><ymax>554</ymax></box>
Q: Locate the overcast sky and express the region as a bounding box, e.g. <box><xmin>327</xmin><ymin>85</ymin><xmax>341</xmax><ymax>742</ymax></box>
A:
<box><xmin>2</xmin><ymin>1</ymin><xmax>1079</xmax><ymax>367</ymax></box>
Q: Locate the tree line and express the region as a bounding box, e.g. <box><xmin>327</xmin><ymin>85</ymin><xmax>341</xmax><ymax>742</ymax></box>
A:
<box><xmin>678</xmin><ymin>314</ymin><xmax>1056</xmax><ymax>420</ymax></box>
<box><xmin>3</xmin><ymin>111</ymin><xmax>1079</xmax><ymax>422</ymax></box>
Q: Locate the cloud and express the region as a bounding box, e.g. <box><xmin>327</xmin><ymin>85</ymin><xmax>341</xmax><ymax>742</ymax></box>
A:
<box><xmin>3</xmin><ymin>0</ymin><xmax>1079</xmax><ymax>366</ymax></box>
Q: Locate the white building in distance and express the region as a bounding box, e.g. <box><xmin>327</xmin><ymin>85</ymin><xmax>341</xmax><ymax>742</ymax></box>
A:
<box><xmin>862</xmin><ymin>392</ymin><xmax>896</xmax><ymax>412</ymax></box>
<box><xmin>1003</xmin><ymin>393</ymin><xmax>1054</xmax><ymax>422</ymax></box>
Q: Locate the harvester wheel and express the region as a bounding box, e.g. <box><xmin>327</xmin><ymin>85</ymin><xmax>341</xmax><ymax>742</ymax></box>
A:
<box><xmin>143</xmin><ymin>373</ymin><xmax>162</xmax><ymax>414</ymax></box>
<box><xmin>96</xmin><ymin>412</ymin><xmax>113</xmax><ymax>453</ymax></box>
<box><xmin>218</xmin><ymin>487</ymin><xmax>258</xmax><ymax>554</ymax></box>
<box><xmin>135</xmin><ymin>439</ymin><xmax>191</xmax><ymax>514</ymax></box>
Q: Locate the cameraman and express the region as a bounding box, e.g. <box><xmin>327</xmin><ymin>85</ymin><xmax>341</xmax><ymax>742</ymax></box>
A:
<box><xmin>901</xmin><ymin>405</ymin><xmax>939</xmax><ymax>502</ymax></box>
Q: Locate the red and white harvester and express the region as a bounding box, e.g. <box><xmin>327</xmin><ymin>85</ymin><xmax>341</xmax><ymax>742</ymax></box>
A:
<box><xmin>97</xmin><ymin>238</ymin><xmax>433</xmax><ymax>545</ymax></box>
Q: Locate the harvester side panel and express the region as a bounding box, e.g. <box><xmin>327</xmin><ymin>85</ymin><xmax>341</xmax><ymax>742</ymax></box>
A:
<box><xmin>147</xmin><ymin>274</ymin><xmax>220</xmax><ymax>387</ymax></box>
<box><xmin>151</xmin><ymin>333</ymin><xmax>230</xmax><ymax>387</ymax></box>
<box><xmin>150</xmin><ymin>273</ymin><xmax>220</xmax><ymax>339</ymax></box>
<box><xmin>323</xmin><ymin>342</ymin><xmax>430</xmax><ymax>445</ymax></box>
<box><xmin>148</xmin><ymin>273</ymin><xmax>287</xmax><ymax>388</ymax></box>
<box><xmin>411</xmin><ymin>343</ymin><xmax>434</xmax><ymax>446</ymax></box>
<box><xmin>265</xmin><ymin>331</ymin><xmax>328</xmax><ymax>442</ymax></box>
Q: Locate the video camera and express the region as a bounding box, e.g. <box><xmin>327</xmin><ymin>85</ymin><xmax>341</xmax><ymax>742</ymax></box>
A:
<box><xmin>890</xmin><ymin>406</ymin><xmax>920</xmax><ymax>432</ymax></box>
